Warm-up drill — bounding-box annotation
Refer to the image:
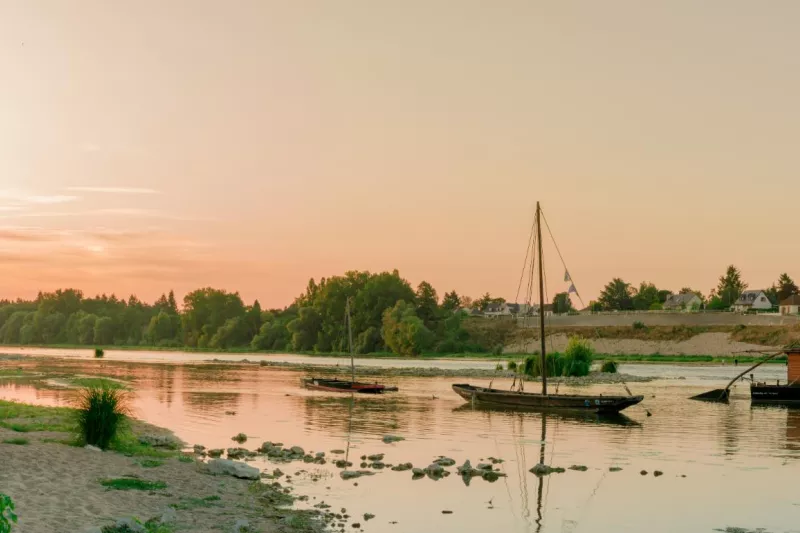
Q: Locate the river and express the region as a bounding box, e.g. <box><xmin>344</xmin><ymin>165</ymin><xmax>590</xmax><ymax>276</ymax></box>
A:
<box><xmin>1</xmin><ymin>350</ymin><xmax>798</xmax><ymax>533</ymax></box>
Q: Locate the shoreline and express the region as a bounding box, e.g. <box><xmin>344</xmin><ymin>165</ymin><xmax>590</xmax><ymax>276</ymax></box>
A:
<box><xmin>0</xmin><ymin>398</ymin><xmax>320</xmax><ymax>533</ymax></box>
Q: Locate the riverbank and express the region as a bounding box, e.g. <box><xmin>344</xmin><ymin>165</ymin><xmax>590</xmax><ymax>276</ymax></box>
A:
<box><xmin>0</xmin><ymin>399</ymin><xmax>318</xmax><ymax>533</ymax></box>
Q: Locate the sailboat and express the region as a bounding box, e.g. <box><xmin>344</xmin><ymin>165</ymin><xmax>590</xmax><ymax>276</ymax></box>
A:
<box><xmin>452</xmin><ymin>202</ymin><xmax>643</xmax><ymax>413</ymax></box>
<box><xmin>303</xmin><ymin>298</ymin><xmax>390</xmax><ymax>394</ymax></box>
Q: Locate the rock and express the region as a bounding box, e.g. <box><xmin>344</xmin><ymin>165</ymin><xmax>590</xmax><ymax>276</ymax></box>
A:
<box><xmin>360</xmin><ymin>462</ymin><xmax>368</xmax><ymax>468</ymax></box>
<box><xmin>208</xmin><ymin>449</ymin><xmax>224</xmax><ymax>458</ymax></box>
<box><xmin>258</xmin><ymin>442</ymin><xmax>277</xmax><ymax>453</ymax></box>
<box><xmin>424</xmin><ymin>463</ymin><xmax>445</xmax><ymax>478</ymax></box>
<box><xmin>529</xmin><ymin>464</ymin><xmax>565</xmax><ymax>476</ymax></box>
<box><xmin>609</xmin><ymin>467</ymin><xmax>623</xmax><ymax>472</ymax></box>
<box><xmin>391</xmin><ymin>463</ymin><xmax>413</xmax><ymax>472</ymax></box>
<box><xmin>364</xmin><ymin>513</ymin><xmax>375</xmax><ymax>521</ymax></box>
<box><xmin>138</xmin><ymin>434</ymin><xmax>181</xmax><ymax>449</ymax></box>
<box><xmin>193</xmin><ymin>444</ymin><xmax>206</xmax><ymax>453</ymax></box>
<box><xmin>370</xmin><ymin>461</ymin><xmax>385</xmax><ymax>469</ymax></box>
<box><xmin>224</xmin><ymin>410</ymin><xmax>236</xmax><ymax>415</ymax></box>
<box><xmin>227</xmin><ymin>448</ymin><xmax>252</xmax><ymax>460</ymax></box>
<box><xmin>330</xmin><ymin>449</ymin><xmax>346</xmax><ymax>454</ymax></box>
<box><xmin>457</xmin><ymin>460</ymin><xmax>480</xmax><ymax>477</ymax></box>
<box><xmin>207</xmin><ymin>459</ymin><xmax>260</xmax><ymax>480</ymax></box>
<box><xmin>411</xmin><ymin>468</ymin><xmax>425</xmax><ymax>478</ymax></box>
<box><xmin>290</xmin><ymin>446</ymin><xmax>305</xmax><ymax>455</ymax></box>
<box><xmin>488</xmin><ymin>457</ymin><xmax>504</xmax><ymax>464</ymax></box>
<box><xmin>481</xmin><ymin>470</ymin><xmax>503</xmax><ymax>482</ymax></box>
<box><xmin>568</xmin><ymin>465</ymin><xmax>588</xmax><ymax>472</ymax></box>
<box><xmin>434</xmin><ymin>457</ymin><xmax>456</xmax><ymax>467</ymax></box>
<box><xmin>315</xmin><ymin>451</ymin><xmax>326</xmax><ymax>458</ymax></box>
<box><xmin>335</xmin><ymin>460</ymin><xmax>353</xmax><ymax>469</ymax></box>
<box><xmin>340</xmin><ymin>470</ymin><xmax>374</xmax><ymax>480</ymax></box>
<box><xmin>640</xmin><ymin>470</ymin><xmax>648</xmax><ymax>476</ymax></box>
<box><xmin>382</xmin><ymin>435</ymin><xmax>404</xmax><ymax>444</ymax></box>
<box><xmin>84</xmin><ymin>445</ymin><xmax>102</xmax><ymax>452</ymax></box>
<box><xmin>654</xmin><ymin>470</ymin><xmax>663</xmax><ymax>477</ymax></box>
<box><xmin>442</xmin><ymin>510</ymin><xmax>453</xmax><ymax>515</ymax></box>
<box><xmin>114</xmin><ymin>518</ymin><xmax>146</xmax><ymax>533</ymax></box>
<box><xmin>157</xmin><ymin>508</ymin><xmax>177</xmax><ymax>525</ymax></box>
<box><xmin>231</xmin><ymin>519</ymin><xmax>251</xmax><ymax>533</ymax></box>
<box><xmin>476</xmin><ymin>463</ymin><xmax>493</xmax><ymax>471</ymax></box>
<box><xmin>303</xmin><ymin>455</ymin><xmax>314</xmax><ymax>463</ymax></box>
<box><xmin>351</xmin><ymin>524</ymin><xmax>361</xmax><ymax>529</ymax></box>
<box><xmin>367</xmin><ymin>453</ymin><xmax>384</xmax><ymax>461</ymax></box>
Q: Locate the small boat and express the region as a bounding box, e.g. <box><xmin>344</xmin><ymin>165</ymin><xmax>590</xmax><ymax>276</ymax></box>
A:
<box><xmin>452</xmin><ymin>202</ymin><xmax>643</xmax><ymax>414</ymax></box>
<box><xmin>453</xmin><ymin>384</ymin><xmax>642</xmax><ymax>414</ymax></box>
<box><xmin>751</xmin><ymin>346</ymin><xmax>800</xmax><ymax>405</ymax></box>
<box><xmin>303</xmin><ymin>298</ymin><xmax>396</xmax><ymax>394</ymax></box>
<box><xmin>303</xmin><ymin>377</ymin><xmax>385</xmax><ymax>394</ymax></box>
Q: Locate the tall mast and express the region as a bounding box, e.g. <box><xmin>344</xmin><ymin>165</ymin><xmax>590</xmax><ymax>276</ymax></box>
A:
<box><xmin>346</xmin><ymin>298</ymin><xmax>355</xmax><ymax>383</ymax></box>
<box><xmin>536</xmin><ymin>202</ymin><xmax>547</xmax><ymax>395</ymax></box>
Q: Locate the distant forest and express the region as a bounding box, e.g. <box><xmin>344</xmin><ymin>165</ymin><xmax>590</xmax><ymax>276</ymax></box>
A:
<box><xmin>0</xmin><ymin>270</ymin><xmax>517</xmax><ymax>356</ymax></box>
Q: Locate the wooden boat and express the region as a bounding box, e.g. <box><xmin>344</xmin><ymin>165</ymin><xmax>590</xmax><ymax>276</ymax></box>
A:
<box><xmin>303</xmin><ymin>299</ymin><xmax>395</xmax><ymax>394</ymax></box>
<box><xmin>453</xmin><ymin>384</ymin><xmax>642</xmax><ymax>414</ymax></box>
<box><xmin>750</xmin><ymin>383</ymin><xmax>800</xmax><ymax>405</ymax></box>
<box><xmin>452</xmin><ymin>202</ymin><xmax>643</xmax><ymax>414</ymax></box>
<box><xmin>303</xmin><ymin>377</ymin><xmax>385</xmax><ymax>394</ymax></box>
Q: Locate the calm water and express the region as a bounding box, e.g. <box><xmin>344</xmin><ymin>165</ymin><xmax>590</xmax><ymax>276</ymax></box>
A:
<box><xmin>1</xmin><ymin>355</ymin><xmax>799</xmax><ymax>533</ymax></box>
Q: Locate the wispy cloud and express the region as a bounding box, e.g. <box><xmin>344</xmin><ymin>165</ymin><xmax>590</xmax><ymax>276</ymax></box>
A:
<box><xmin>67</xmin><ymin>186</ymin><xmax>160</xmax><ymax>195</ymax></box>
<box><xmin>0</xmin><ymin>189</ymin><xmax>79</xmax><ymax>205</ymax></box>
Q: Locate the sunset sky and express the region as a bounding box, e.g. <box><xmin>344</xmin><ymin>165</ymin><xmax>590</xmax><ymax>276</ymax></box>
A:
<box><xmin>1</xmin><ymin>1</ymin><xmax>799</xmax><ymax>308</ymax></box>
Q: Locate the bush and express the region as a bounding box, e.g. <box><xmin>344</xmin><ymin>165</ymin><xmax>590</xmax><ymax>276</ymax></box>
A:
<box><xmin>562</xmin><ymin>337</ymin><xmax>594</xmax><ymax>376</ymax></box>
<box><xmin>507</xmin><ymin>360</ymin><xmax>517</xmax><ymax>371</ymax></box>
<box><xmin>495</xmin><ymin>363</ymin><xmax>503</xmax><ymax>371</ymax></box>
<box><xmin>0</xmin><ymin>494</ymin><xmax>17</xmax><ymax>533</ymax></box>
<box><xmin>601</xmin><ymin>360</ymin><xmax>618</xmax><ymax>373</ymax></box>
<box><xmin>76</xmin><ymin>386</ymin><xmax>130</xmax><ymax>450</ymax></box>
<box><xmin>632</xmin><ymin>321</ymin><xmax>646</xmax><ymax>330</ymax></box>
<box><xmin>94</xmin><ymin>348</ymin><xmax>105</xmax><ymax>358</ymax></box>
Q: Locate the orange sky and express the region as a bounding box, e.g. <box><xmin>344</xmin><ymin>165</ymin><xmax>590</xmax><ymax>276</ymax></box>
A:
<box><xmin>1</xmin><ymin>1</ymin><xmax>799</xmax><ymax>308</ymax></box>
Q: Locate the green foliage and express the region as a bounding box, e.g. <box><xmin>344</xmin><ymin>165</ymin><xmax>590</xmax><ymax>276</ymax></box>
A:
<box><xmin>170</xmin><ymin>495</ymin><xmax>221</xmax><ymax>510</ymax></box>
<box><xmin>441</xmin><ymin>291</ymin><xmax>461</xmax><ymax>313</ymax></box>
<box><xmin>0</xmin><ymin>493</ymin><xmax>17</xmax><ymax>533</ymax></box>
<box><xmin>2</xmin><ymin>438</ymin><xmax>29</xmax><ymax>445</ymax></box>
<box><xmin>601</xmin><ymin>360</ymin><xmax>618</xmax><ymax>373</ymax></box>
<box><xmin>632</xmin><ymin>321</ymin><xmax>646</xmax><ymax>330</ymax></box>
<box><xmin>716</xmin><ymin>265</ymin><xmax>747</xmax><ymax>308</ymax></box>
<box><xmin>95</xmin><ymin>347</ymin><xmax>105</xmax><ymax>358</ymax></box>
<box><xmin>381</xmin><ymin>300</ymin><xmax>433</xmax><ymax>356</ymax></box>
<box><xmin>633</xmin><ymin>282</ymin><xmax>660</xmax><ymax>311</ymax></box>
<box><xmin>649</xmin><ymin>302</ymin><xmax>663</xmax><ymax>310</ymax></box>
<box><xmin>415</xmin><ymin>281</ymin><xmax>439</xmax><ymax>329</ymax></box>
<box><xmin>102</xmin><ymin>519</ymin><xmax>176</xmax><ymax>533</ymax></box>
<box><xmin>775</xmin><ymin>273</ymin><xmax>799</xmax><ymax>303</ymax></box>
<box><xmin>551</xmin><ymin>292</ymin><xmax>574</xmax><ymax>314</ymax></box>
<box><xmin>521</xmin><ymin>338</ymin><xmax>593</xmax><ymax>377</ymax></box>
<box><xmin>99</xmin><ymin>478</ymin><xmax>167</xmax><ymax>491</ymax></box>
<box><xmin>598</xmin><ymin>278</ymin><xmax>634</xmax><ymax>311</ymax></box>
<box><xmin>507</xmin><ymin>360</ymin><xmax>517</xmax><ymax>371</ymax></box>
<box><xmin>495</xmin><ymin>362</ymin><xmax>503</xmax><ymax>371</ymax></box>
<box><xmin>76</xmin><ymin>386</ymin><xmax>130</xmax><ymax>450</ymax></box>
<box><xmin>139</xmin><ymin>459</ymin><xmax>164</xmax><ymax>468</ymax></box>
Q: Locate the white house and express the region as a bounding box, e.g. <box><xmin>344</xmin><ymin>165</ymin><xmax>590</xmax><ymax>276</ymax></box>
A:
<box><xmin>779</xmin><ymin>294</ymin><xmax>800</xmax><ymax>315</ymax></box>
<box><xmin>732</xmin><ymin>290</ymin><xmax>773</xmax><ymax>312</ymax></box>
<box><xmin>663</xmin><ymin>293</ymin><xmax>702</xmax><ymax>311</ymax></box>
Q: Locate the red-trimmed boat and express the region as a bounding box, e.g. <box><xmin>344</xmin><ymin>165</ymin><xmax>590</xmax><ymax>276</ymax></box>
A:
<box><xmin>303</xmin><ymin>378</ymin><xmax>385</xmax><ymax>394</ymax></box>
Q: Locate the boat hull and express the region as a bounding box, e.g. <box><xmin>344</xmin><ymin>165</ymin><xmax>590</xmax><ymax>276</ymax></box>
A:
<box><xmin>750</xmin><ymin>383</ymin><xmax>800</xmax><ymax>405</ymax></box>
<box><xmin>303</xmin><ymin>378</ymin><xmax>386</xmax><ymax>394</ymax></box>
<box><xmin>452</xmin><ymin>384</ymin><xmax>643</xmax><ymax>413</ymax></box>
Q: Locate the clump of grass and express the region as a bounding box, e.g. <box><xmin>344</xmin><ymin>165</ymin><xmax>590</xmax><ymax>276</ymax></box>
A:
<box><xmin>6</xmin><ymin>423</ymin><xmax>30</xmax><ymax>433</ymax></box>
<box><xmin>522</xmin><ymin>337</ymin><xmax>594</xmax><ymax>378</ymax></box>
<box><xmin>100</xmin><ymin>478</ymin><xmax>167</xmax><ymax>491</ymax></box>
<box><xmin>101</xmin><ymin>516</ymin><xmax>176</xmax><ymax>533</ymax></box>
<box><xmin>95</xmin><ymin>348</ymin><xmax>105</xmax><ymax>358</ymax></box>
<box><xmin>495</xmin><ymin>363</ymin><xmax>503</xmax><ymax>371</ymax></box>
<box><xmin>76</xmin><ymin>386</ymin><xmax>130</xmax><ymax>450</ymax></box>
<box><xmin>170</xmin><ymin>495</ymin><xmax>221</xmax><ymax>510</ymax></box>
<box><xmin>178</xmin><ymin>454</ymin><xmax>194</xmax><ymax>463</ymax></box>
<box><xmin>507</xmin><ymin>360</ymin><xmax>517</xmax><ymax>371</ymax></box>
<box><xmin>632</xmin><ymin>321</ymin><xmax>646</xmax><ymax>330</ymax></box>
<box><xmin>1</xmin><ymin>493</ymin><xmax>18</xmax><ymax>533</ymax></box>
<box><xmin>231</xmin><ymin>433</ymin><xmax>247</xmax><ymax>444</ymax></box>
<box><xmin>2</xmin><ymin>437</ymin><xmax>29</xmax><ymax>445</ymax></box>
<box><xmin>600</xmin><ymin>360</ymin><xmax>618</xmax><ymax>373</ymax></box>
<box><xmin>139</xmin><ymin>459</ymin><xmax>164</xmax><ymax>468</ymax></box>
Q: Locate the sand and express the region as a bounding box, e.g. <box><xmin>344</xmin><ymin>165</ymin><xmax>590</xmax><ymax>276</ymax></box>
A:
<box><xmin>0</xmin><ymin>425</ymin><xmax>288</xmax><ymax>533</ymax></box>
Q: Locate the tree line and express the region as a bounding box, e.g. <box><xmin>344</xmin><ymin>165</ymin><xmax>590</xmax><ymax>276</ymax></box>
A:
<box><xmin>0</xmin><ymin>271</ymin><xmax>510</xmax><ymax>356</ymax></box>
<box><xmin>590</xmin><ymin>266</ymin><xmax>799</xmax><ymax>311</ymax></box>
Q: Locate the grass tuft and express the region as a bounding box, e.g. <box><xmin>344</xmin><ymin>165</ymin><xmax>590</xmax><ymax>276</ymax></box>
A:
<box><xmin>100</xmin><ymin>478</ymin><xmax>167</xmax><ymax>491</ymax></box>
<box><xmin>139</xmin><ymin>459</ymin><xmax>164</xmax><ymax>468</ymax></box>
<box><xmin>76</xmin><ymin>386</ymin><xmax>130</xmax><ymax>450</ymax></box>
<box><xmin>94</xmin><ymin>348</ymin><xmax>105</xmax><ymax>358</ymax></box>
<box><xmin>600</xmin><ymin>360</ymin><xmax>618</xmax><ymax>373</ymax></box>
<box><xmin>2</xmin><ymin>437</ymin><xmax>29</xmax><ymax>445</ymax></box>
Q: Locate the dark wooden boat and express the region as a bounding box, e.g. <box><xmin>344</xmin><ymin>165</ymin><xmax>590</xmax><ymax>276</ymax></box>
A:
<box><xmin>452</xmin><ymin>202</ymin><xmax>644</xmax><ymax>414</ymax></box>
<box><xmin>751</xmin><ymin>383</ymin><xmax>800</xmax><ymax>405</ymax></box>
<box><xmin>453</xmin><ymin>384</ymin><xmax>643</xmax><ymax>414</ymax></box>
<box><xmin>303</xmin><ymin>377</ymin><xmax>385</xmax><ymax>394</ymax></box>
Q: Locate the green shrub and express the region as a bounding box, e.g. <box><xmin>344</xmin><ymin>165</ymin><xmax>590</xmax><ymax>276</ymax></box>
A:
<box><xmin>632</xmin><ymin>321</ymin><xmax>646</xmax><ymax>330</ymax></box>
<box><xmin>100</xmin><ymin>478</ymin><xmax>166</xmax><ymax>491</ymax></box>
<box><xmin>601</xmin><ymin>360</ymin><xmax>618</xmax><ymax>373</ymax></box>
<box><xmin>507</xmin><ymin>360</ymin><xmax>517</xmax><ymax>371</ymax></box>
<box><xmin>562</xmin><ymin>337</ymin><xmax>593</xmax><ymax>376</ymax></box>
<box><xmin>495</xmin><ymin>363</ymin><xmax>503</xmax><ymax>371</ymax></box>
<box><xmin>76</xmin><ymin>386</ymin><xmax>130</xmax><ymax>450</ymax></box>
<box><xmin>94</xmin><ymin>348</ymin><xmax>105</xmax><ymax>358</ymax></box>
<box><xmin>492</xmin><ymin>344</ymin><xmax>504</xmax><ymax>356</ymax></box>
<box><xmin>0</xmin><ymin>493</ymin><xmax>17</xmax><ymax>533</ymax></box>
<box><xmin>2</xmin><ymin>438</ymin><xmax>29</xmax><ymax>445</ymax></box>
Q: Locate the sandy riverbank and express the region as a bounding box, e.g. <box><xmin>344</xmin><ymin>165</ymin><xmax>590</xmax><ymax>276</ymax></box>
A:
<box><xmin>0</xmin><ymin>401</ymin><xmax>314</xmax><ymax>533</ymax></box>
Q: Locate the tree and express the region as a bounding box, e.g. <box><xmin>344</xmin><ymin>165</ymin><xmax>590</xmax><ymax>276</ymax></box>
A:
<box><xmin>77</xmin><ymin>313</ymin><xmax>98</xmax><ymax>345</ymax></box>
<box><xmin>459</xmin><ymin>295</ymin><xmax>475</xmax><ymax>309</ymax></box>
<box><xmin>415</xmin><ymin>281</ymin><xmax>439</xmax><ymax>329</ymax></box>
<box><xmin>598</xmin><ymin>278</ymin><xmax>634</xmax><ymax>311</ymax></box>
<box><xmin>776</xmin><ymin>273</ymin><xmax>799</xmax><ymax>302</ymax></box>
<box><xmin>146</xmin><ymin>311</ymin><xmax>180</xmax><ymax>345</ymax></box>
<box><xmin>93</xmin><ymin>316</ymin><xmax>115</xmax><ymax>344</ymax></box>
<box><xmin>209</xmin><ymin>317</ymin><xmax>251</xmax><ymax>349</ymax></box>
<box><xmin>181</xmin><ymin>288</ymin><xmax>246</xmax><ymax>347</ymax></box>
<box><xmin>552</xmin><ymin>293</ymin><xmax>574</xmax><ymax>314</ymax></box>
<box><xmin>441</xmin><ymin>291</ymin><xmax>461</xmax><ymax>313</ymax></box>
<box><xmin>381</xmin><ymin>300</ymin><xmax>433</xmax><ymax>356</ymax></box>
<box><xmin>287</xmin><ymin>307</ymin><xmax>322</xmax><ymax>351</ymax></box>
<box><xmin>716</xmin><ymin>265</ymin><xmax>747</xmax><ymax>308</ymax></box>
<box><xmin>633</xmin><ymin>282</ymin><xmax>659</xmax><ymax>310</ymax></box>
<box><xmin>656</xmin><ymin>290</ymin><xmax>672</xmax><ymax>304</ymax></box>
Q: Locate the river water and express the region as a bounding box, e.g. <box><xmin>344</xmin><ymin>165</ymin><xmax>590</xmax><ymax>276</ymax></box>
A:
<box><xmin>1</xmin><ymin>351</ymin><xmax>798</xmax><ymax>533</ymax></box>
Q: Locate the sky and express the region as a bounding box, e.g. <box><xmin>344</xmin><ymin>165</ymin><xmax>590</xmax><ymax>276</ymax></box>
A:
<box><xmin>1</xmin><ymin>1</ymin><xmax>799</xmax><ymax>308</ymax></box>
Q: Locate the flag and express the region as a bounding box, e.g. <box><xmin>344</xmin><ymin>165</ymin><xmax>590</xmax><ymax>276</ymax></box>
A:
<box><xmin>564</xmin><ymin>270</ymin><xmax>571</xmax><ymax>282</ymax></box>
<box><xmin>568</xmin><ymin>283</ymin><xmax>577</xmax><ymax>294</ymax></box>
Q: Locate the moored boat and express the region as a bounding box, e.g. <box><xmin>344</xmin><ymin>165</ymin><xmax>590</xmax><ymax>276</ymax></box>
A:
<box><xmin>303</xmin><ymin>377</ymin><xmax>385</xmax><ymax>394</ymax></box>
<box><xmin>452</xmin><ymin>383</ymin><xmax>643</xmax><ymax>414</ymax></box>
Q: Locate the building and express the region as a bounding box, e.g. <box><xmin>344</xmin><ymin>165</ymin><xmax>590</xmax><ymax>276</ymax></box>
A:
<box><xmin>787</xmin><ymin>346</ymin><xmax>800</xmax><ymax>384</ymax></box>
<box><xmin>779</xmin><ymin>294</ymin><xmax>800</xmax><ymax>315</ymax></box>
<box><xmin>732</xmin><ymin>290</ymin><xmax>773</xmax><ymax>312</ymax></box>
<box><xmin>663</xmin><ymin>293</ymin><xmax>702</xmax><ymax>311</ymax></box>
